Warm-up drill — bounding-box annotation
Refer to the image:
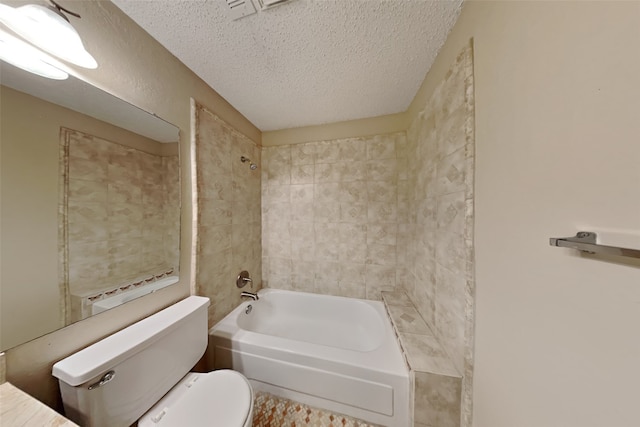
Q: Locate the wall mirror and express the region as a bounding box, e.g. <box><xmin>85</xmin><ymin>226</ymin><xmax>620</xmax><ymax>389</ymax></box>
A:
<box><xmin>0</xmin><ymin>62</ymin><xmax>181</xmax><ymax>351</ymax></box>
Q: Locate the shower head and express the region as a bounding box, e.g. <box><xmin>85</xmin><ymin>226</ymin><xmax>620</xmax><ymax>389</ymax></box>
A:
<box><xmin>240</xmin><ymin>156</ymin><xmax>258</xmax><ymax>170</ymax></box>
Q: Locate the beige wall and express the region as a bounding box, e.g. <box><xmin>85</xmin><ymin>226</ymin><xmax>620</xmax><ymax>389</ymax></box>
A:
<box><xmin>195</xmin><ymin>104</ymin><xmax>262</xmax><ymax>327</ymax></box>
<box><xmin>412</xmin><ymin>2</ymin><xmax>640</xmax><ymax>426</ymax></box>
<box><xmin>261</xmin><ymin>132</ymin><xmax>407</xmax><ymax>299</ymax></box>
<box><xmin>2</xmin><ymin>0</ymin><xmax>259</xmax><ymax>409</ymax></box>
<box><xmin>262</xmin><ymin>113</ymin><xmax>408</xmax><ymax>147</ymax></box>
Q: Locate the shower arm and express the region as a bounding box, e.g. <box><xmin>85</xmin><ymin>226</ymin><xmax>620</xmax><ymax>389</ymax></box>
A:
<box><xmin>240</xmin><ymin>156</ymin><xmax>257</xmax><ymax>170</ymax></box>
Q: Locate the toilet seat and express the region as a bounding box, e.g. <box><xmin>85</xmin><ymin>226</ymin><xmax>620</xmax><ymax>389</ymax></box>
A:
<box><xmin>139</xmin><ymin>370</ymin><xmax>253</xmax><ymax>427</ymax></box>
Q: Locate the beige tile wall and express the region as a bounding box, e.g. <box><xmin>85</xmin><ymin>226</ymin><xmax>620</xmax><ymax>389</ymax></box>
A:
<box><xmin>63</xmin><ymin>129</ymin><xmax>179</xmax><ymax>309</ymax></box>
<box><xmin>404</xmin><ymin>44</ymin><xmax>475</xmax><ymax>425</ymax></box>
<box><xmin>195</xmin><ymin>105</ymin><xmax>262</xmax><ymax>327</ymax></box>
<box><xmin>0</xmin><ymin>352</ymin><xmax>5</xmax><ymax>384</ymax></box>
<box><xmin>262</xmin><ymin>132</ymin><xmax>407</xmax><ymax>300</ymax></box>
<box><xmin>162</xmin><ymin>155</ymin><xmax>181</xmax><ymax>269</ymax></box>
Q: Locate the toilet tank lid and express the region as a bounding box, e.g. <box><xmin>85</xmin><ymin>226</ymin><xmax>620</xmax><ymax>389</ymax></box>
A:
<box><xmin>52</xmin><ymin>296</ymin><xmax>210</xmax><ymax>386</ymax></box>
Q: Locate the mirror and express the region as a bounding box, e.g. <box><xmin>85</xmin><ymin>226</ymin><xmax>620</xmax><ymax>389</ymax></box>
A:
<box><xmin>0</xmin><ymin>63</ymin><xmax>181</xmax><ymax>351</ymax></box>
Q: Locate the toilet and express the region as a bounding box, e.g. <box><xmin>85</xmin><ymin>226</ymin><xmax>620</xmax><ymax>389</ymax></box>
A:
<box><xmin>52</xmin><ymin>296</ymin><xmax>253</xmax><ymax>427</ymax></box>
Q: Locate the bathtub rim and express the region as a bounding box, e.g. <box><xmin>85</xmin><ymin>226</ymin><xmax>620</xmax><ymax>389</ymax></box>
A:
<box><xmin>210</xmin><ymin>288</ymin><xmax>409</xmax><ymax>378</ymax></box>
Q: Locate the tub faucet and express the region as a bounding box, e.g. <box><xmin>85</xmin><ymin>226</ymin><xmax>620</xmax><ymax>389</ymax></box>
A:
<box><xmin>241</xmin><ymin>291</ymin><xmax>259</xmax><ymax>301</ymax></box>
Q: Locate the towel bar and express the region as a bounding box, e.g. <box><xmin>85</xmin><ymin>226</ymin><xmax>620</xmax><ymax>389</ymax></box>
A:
<box><xmin>549</xmin><ymin>231</ymin><xmax>640</xmax><ymax>259</ymax></box>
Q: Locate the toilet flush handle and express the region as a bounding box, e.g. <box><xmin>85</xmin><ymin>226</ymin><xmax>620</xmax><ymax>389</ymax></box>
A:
<box><xmin>88</xmin><ymin>370</ymin><xmax>115</xmax><ymax>390</ymax></box>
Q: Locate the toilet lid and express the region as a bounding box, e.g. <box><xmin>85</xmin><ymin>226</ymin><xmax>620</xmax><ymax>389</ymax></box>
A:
<box><xmin>139</xmin><ymin>370</ymin><xmax>253</xmax><ymax>427</ymax></box>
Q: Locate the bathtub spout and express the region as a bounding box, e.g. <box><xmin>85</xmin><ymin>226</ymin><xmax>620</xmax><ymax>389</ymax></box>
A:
<box><xmin>241</xmin><ymin>291</ymin><xmax>259</xmax><ymax>301</ymax></box>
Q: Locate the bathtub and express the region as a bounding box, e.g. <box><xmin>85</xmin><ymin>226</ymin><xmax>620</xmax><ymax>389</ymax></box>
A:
<box><xmin>209</xmin><ymin>289</ymin><xmax>410</xmax><ymax>427</ymax></box>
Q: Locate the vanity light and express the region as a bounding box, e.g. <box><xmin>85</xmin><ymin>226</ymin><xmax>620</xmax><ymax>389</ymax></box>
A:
<box><xmin>0</xmin><ymin>1</ymin><xmax>97</xmax><ymax>70</ymax></box>
<box><xmin>0</xmin><ymin>28</ymin><xmax>68</xmax><ymax>79</ymax></box>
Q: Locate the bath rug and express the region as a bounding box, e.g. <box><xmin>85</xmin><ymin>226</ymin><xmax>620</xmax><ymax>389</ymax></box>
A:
<box><xmin>252</xmin><ymin>391</ymin><xmax>382</xmax><ymax>427</ymax></box>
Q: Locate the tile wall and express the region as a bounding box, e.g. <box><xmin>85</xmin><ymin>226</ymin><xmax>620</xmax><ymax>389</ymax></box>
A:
<box><xmin>0</xmin><ymin>352</ymin><xmax>5</xmax><ymax>384</ymax></box>
<box><xmin>403</xmin><ymin>44</ymin><xmax>475</xmax><ymax>425</ymax></box>
<box><xmin>261</xmin><ymin>132</ymin><xmax>407</xmax><ymax>300</ymax></box>
<box><xmin>195</xmin><ymin>104</ymin><xmax>262</xmax><ymax>327</ymax></box>
<box><xmin>162</xmin><ymin>155</ymin><xmax>181</xmax><ymax>272</ymax></box>
<box><xmin>382</xmin><ymin>290</ymin><xmax>463</xmax><ymax>427</ymax></box>
<box><xmin>197</xmin><ymin>44</ymin><xmax>474</xmax><ymax>426</ymax></box>
<box><xmin>63</xmin><ymin>128</ymin><xmax>180</xmax><ymax>320</ymax></box>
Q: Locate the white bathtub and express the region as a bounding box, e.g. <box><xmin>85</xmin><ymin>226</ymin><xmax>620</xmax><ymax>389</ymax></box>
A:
<box><xmin>209</xmin><ymin>289</ymin><xmax>410</xmax><ymax>427</ymax></box>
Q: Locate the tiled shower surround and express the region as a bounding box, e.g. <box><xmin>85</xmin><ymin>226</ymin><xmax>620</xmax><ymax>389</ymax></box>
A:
<box><xmin>260</xmin><ymin>43</ymin><xmax>475</xmax><ymax>426</ymax></box>
<box><xmin>198</xmin><ymin>44</ymin><xmax>474</xmax><ymax>425</ymax></box>
<box><xmin>403</xmin><ymin>44</ymin><xmax>475</xmax><ymax>426</ymax></box>
<box><xmin>62</xmin><ymin>128</ymin><xmax>180</xmax><ymax>322</ymax></box>
<box><xmin>195</xmin><ymin>104</ymin><xmax>262</xmax><ymax>327</ymax></box>
<box><xmin>261</xmin><ymin>132</ymin><xmax>408</xmax><ymax>299</ymax></box>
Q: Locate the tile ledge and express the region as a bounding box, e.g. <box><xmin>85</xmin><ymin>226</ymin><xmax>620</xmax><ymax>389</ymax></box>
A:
<box><xmin>382</xmin><ymin>291</ymin><xmax>461</xmax><ymax>378</ymax></box>
<box><xmin>380</xmin><ymin>290</ymin><xmax>414</xmax><ymax>307</ymax></box>
<box><xmin>400</xmin><ymin>332</ymin><xmax>461</xmax><ymax>378</ymax></box>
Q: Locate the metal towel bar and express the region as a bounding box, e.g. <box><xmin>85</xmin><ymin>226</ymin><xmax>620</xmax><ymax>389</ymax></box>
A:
<box><xmin>549</xmin><ymin>231</ymin><xmax>640</xmax><ymax>259</ymax></box>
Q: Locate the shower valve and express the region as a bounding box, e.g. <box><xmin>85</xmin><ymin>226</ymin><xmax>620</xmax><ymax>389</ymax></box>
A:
<box><xmin>236</xmin><ymin>270</ymin><xmax>252</xmax><ymax>288</ymax></box>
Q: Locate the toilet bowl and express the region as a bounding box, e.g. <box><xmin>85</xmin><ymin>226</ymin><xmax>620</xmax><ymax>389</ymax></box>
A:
<box><xmin>52</xmin><ymin>296</ymin><xmax>253</xmax><ymax>427</ymax></box>
<box><xmin>139</xmin><ymin>371</ymin><xmax>253</xmax><ymax>427</ymax></box>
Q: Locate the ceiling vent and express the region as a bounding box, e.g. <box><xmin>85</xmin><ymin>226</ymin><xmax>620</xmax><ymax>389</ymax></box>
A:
<box><xmin>225</xmin><ymin>0</ymin><xmax>256</xmax><ymax>21</ymax></box>
<box><xmin>255</xmin><ymin>0</ymin><xmax>296</xmax><ymax>10</ymax></box>
<box><xmin>224</xmin><ymin>0</ymin><xmax>295</xmax><ymax>21</ymax></box>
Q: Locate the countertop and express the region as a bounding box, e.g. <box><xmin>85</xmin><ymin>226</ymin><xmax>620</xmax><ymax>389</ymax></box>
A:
<box><xmin>0</xmin><ymin>382</ymin><xmax>78</xmax><ymax>426</ymax></box>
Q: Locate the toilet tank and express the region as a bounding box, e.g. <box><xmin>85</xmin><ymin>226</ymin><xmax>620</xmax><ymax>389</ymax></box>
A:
<box><xmin>52</xmin><ymin>296</ymin><xmax>210</xmax><ymax>427</ymax></box>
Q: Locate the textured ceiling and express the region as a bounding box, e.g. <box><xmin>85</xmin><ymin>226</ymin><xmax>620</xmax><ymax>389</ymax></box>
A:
<box><xmin>112</xmin><ymin>0</ymin><xmax>463</xmax><ymax>131</ymax></box>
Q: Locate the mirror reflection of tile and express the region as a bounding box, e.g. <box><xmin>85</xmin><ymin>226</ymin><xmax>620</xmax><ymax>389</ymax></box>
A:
<box><xmin>62</xmin><ymin>128</ymin><xmax>180</xmax><ymax>323</ymax></box>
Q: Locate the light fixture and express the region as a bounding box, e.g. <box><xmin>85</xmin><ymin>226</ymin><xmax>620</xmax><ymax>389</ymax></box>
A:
<box><xmin>0</xmin><ymin>0</ymin><xmax>97</xmax><ymax>70</ymax></box>
<box><xmin>0</xmin><ymin>28</ymin><xmax>68</xmax><ymax>79</ymax></box>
